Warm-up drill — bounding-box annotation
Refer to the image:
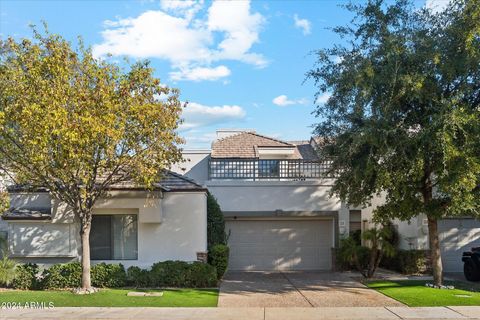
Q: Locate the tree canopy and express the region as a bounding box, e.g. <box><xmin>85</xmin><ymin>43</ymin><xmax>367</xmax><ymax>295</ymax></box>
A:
<box><xmin>0</xmin><ymin>27</ymin><xmax>184</xmax><ymax>290</ymax></box>
<box><xmin>308</xmin><ymin>0</ymin><xmax>480</xmax><ymax>285</ymax></box>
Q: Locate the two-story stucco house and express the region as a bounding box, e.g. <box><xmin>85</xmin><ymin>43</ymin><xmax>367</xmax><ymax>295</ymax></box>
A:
<box><xmin>172</xmin><ymin>129</ymin><xmax>368</xmax><ymax>271</ymax></box>
<box><xmin>2</xmin><ymin>129</ymin><xmax>479</xmax><ymax>273</ymax></box>
<box><xmin>0</xmin><ymin>171</ymin><xmax>208</xmax><ymax>268</ymax></box>
<box><xmin>173</xmin><ymin>129</ymin><xmax>480</xmax><ymax>273</ymax></box>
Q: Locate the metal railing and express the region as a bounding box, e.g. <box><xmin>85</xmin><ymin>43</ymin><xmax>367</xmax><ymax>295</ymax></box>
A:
<box><xmin>208</xmin><ymin>158</ymin><xmax>333</xmax><ymax>180</ymax></box>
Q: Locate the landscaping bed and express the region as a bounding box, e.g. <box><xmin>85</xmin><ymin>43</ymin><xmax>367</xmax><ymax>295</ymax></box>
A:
<box><xmin>367</xmin><ymin>280</ymin><xmax>480</xmax><ymax>306</ymax></box>
<box><xmin>0</xmin><ymin>288</ymin><xmax>218</xmax><ymax>307</ymax></box>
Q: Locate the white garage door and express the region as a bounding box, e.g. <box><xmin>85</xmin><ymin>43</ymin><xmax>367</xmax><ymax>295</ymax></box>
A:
<box><xmin>439</xmin><ymin>219</ymin><xmax>480</xmax><ymax>272</ymax></box>
<box><xmin>226</xmin><ymin>219</ymin><xmax>333</xmax><ymax>271</ymax></box>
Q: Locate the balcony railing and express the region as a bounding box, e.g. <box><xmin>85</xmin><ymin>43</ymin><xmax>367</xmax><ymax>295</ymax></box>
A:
<box><xmin>208</xmin><ymin>158</ymin><xmax>333</xmax><ymax>181</ymax></box>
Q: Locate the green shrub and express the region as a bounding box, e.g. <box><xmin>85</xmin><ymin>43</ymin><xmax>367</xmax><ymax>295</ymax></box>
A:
<box><xmin>209</xmin><ymin>244</ymin><xmax>229</xmax><ymax>279</ymax></box>
<box><xmin>126</xmin><ymin>266</ymin><xmax>150</xmax><ymax>287</ymax></box>
<box><xmin>207</xmin><ymin>192</ymin><xmax>226</xmax><ymax>249</ymax></box>
<box><xmin>91</xmin><ymin>263</ymin><xmax>126</xmax><ymax>288</ymax></box>
<box><xmin>349</xmin><ymin>230</ymin><xmax>362</xmax><ymax>246</ymax></box>
<box><xmin>134</xmin><ymin>261</ymin><xmax>218</xmax><ymax>288</ymax></box>
<box><xmin>150</xmin><ymin>261</ymin><xmax>190</xmax><ymax>287</ymax></box>
<box><xmin>336</xmin><ymin>237</ymin><xmax>370</xmax><ymax>271</ymax></box>
<box><xmin>0</xmin><ymin>255</ymin><xmax>16</xmax><ymax>287</ymax></box>
<box><xmin>41</xmin><ymin>262</ymin><xmax>82</xmax><ymax>289</ymax></box>
<box><xmin>186</xmin><ymin>262</ymin><xmax>217</xmax><ymax>288</ymax></box>
<box><xmin>12</xmin><ymin>260</ymin><xmax>218</xmax><ymax>290</ymax></box>
<box><xmin>12</xmin><ymin>263</ymin><xmax>39</xmax><ymax>290</ymax></box>
<box><xmin>381</xmin><ymin>250</ymin><xmax>430</xmax><ymax>274</ymax></box>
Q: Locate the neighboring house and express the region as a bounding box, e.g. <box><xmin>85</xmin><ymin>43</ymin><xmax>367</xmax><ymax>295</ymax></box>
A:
<box><xmin>0</xmin><ymin>171</ymin><xmax>208</xmax><ymax>267</ymax></box>
<box><xmin>173</xmin><ymin>129</ymin><xmax>480</xmax><ymax>272</ymax></box>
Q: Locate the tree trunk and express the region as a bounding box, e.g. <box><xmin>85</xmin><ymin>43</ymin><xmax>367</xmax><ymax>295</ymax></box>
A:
<box><xmin>80</xmin><ymin>223</ymin><xmax>92</xmax><ymax>290</ymax></box>
<box><xmin>427</xmin><ymin>216</ymin><xmax>443</xmax><ymax>286</ymax></box>
<box><xmin>353</xmin><ymin>251</ymin><xmax>367</xmax><ymax>278</ymax></box>
<box><xmin>367</xmin><ymin>249</ymin><xmax>378</xmax><ymax>278</ymax></box>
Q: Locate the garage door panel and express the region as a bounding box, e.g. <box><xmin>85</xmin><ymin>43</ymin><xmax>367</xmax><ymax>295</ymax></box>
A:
<box><xmin>459</xmin><ymin>229</ymin><xmax>480</xmax><ymax>244</ymax></box>
<box><xmin>226</xmin><ymin>219</ymin><xmax>333</xmax><ymax>271</ymax></box>
<box><xmin>439</xmin><ymin>219</ymin><xmax>480</xmax><ymax>272</ymax></box>
<box><xmin>230</xmin><ymin>245</ymin><xmax>263</xmax><ymax>256</ymax></box>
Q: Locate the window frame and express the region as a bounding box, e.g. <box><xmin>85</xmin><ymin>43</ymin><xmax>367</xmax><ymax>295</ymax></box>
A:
<box><xmin>90</xmin><ymin>214</ymin><xmax>139</xmax><ymax>261</ymax></box>
<box><xmin>258</xmin><ymin>159</ymin><xmax>280</xmax><ymax>178</ymax></box>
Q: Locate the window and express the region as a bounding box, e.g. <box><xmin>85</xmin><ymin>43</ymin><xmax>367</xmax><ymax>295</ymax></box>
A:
<box><xmin>349</xmin><ymin>210</ymin><xmax>362</xmax><ymax>232</ymax></box>
<box><xmin>90</xmin><ymin>214</ymin><xmax>138</xmax><ymax>260</ymax></box>
<box><xmin>258</xmin><ymin>160</ymin><xmax>280</xmax><ymax>178</ymax></box>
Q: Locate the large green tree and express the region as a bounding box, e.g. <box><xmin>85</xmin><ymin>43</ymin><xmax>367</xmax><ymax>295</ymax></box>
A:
<box><xmin>308</xmin><ymin>0</ymin><xmax>480</xmax><ymax>286</ymax></box>
<box><xmin>0</xmin><ymin>28</ymin><xmax>184</xmax><ymax>291</ymax></box>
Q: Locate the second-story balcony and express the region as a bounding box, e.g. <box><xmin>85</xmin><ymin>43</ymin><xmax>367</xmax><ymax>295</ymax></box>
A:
<box><xmin>208</xmin><ymin>158</ymin><xmax>333</xmax><ymax>181</ymax></box>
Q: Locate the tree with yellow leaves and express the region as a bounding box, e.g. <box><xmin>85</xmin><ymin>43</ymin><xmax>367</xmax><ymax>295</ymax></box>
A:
<box><xmin>0</xmin><ymin>27</ymin><xmax>184</xmax><ymax>291</ymax></box>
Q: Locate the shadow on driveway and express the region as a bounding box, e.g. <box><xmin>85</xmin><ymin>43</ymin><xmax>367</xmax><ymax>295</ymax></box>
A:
<box><xmin>218</xmin><ymin>271</ymin><xmax>405</xmax><ymax>307</ymax></box>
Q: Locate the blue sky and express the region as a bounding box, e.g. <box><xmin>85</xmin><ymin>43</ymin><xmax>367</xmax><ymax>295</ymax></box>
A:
<box><xmin>0</xmin><ymin>0</ymin><xmax>445</xmax><ymax>148</ymax></box>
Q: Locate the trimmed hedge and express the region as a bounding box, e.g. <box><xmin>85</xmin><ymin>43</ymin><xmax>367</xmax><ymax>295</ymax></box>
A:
<box><xmin>41</xmin><ymin>262</ymin><xmax>82</xmax><ymax>289</ymax></box>
<box><xmin>186</xmin><ymin>262</ymin><xmax>218</xmax><ymax>288</ymax></box>
<box><xmin>91</xmin><ymin>263</ymin><xmax>126</xmax><ymax>288</ymax></box>
<box><xmin>149</xmin><ymin>261</ymin><xmax>217</xmax><ymax>288</ymax></box>
<box><xmin>126</xmin><ymin>266</ymin><xmax>150</xmax><ymax>287</ymax></box>
<box><xmin>209</xmin><ymin>244</ymin><xmax>229</xmax><ymax>279</ymax></box>
<box><xmin>12</xmin><ymin>263</ymin><xmax>39</xmax><ymax>290</ymax></box>
<box><xmin>381</xmin><ymin>249</ymin><xmax>430</xmax><ymax>274</ymax></box>
<box><xmin>9</xmin><ymin>260</ymin><xmax>218</xmax><ymax>289</ymax></box>
<box><xmin>150</xmin><ymin>260</ymin><xmax>190</xmax><ymax>287</ymax></box>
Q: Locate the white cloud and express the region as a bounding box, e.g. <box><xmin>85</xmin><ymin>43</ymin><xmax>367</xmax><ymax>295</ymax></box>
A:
<box><xmin>425</xmin><ymin>0</ymin><xmax>451</xmax><ymax>13</ymax></box>
<box><xmin>272</xmin><ymin>95</ymin><xmax>308</xmax><ymax>107</ymax></box>
<box><xmin>182</xmin><ymin>131</ymin><xmax>217</xmax><ymax>146</ymax></box>
<box><xmin>207</xmin><ymin>1</ymin><xmax>267</xmax><ymax>67</ymax></box>
<box><xmin>293</xmin><ymin>14</ymin><xmax>311</xmax><ymax>35</ymax></box>
<box><xmin>170</xmin><ymin>65</ymin><xmax>231</xmax><ymax>81</ymax></box>
<box><xmin>181</xmin><ymin>102</ymin><xmax>246</xmax><ymax>130</ymax></box>
<box><xmin>160</xmin><ymin>0</ymin><xmax>203</xmax><ymax>21</ymax></box>
<box><xmin>316</xmin><ymin>92</ymin><xmax>331</xmax><ymax>105</ymax></box>
<box><xmin>93</xmin><ymin>0</ymin><xmax>266</xmax><ymax>81</ymax></box>
<box><xmin>94</xmin><ymin>11</ymin><xmax>211</xmax><ymax>64</ymax></box>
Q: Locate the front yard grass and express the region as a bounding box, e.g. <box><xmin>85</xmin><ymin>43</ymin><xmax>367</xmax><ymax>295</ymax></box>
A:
<box><xmin>0</xmin><ymin>288</ymin><xmax>218</xmax><ymax>307</ymax></box>
<box><xmin>367</xmin><ymin>280</ymin><xmax>480</xmax><ymax>306</ymax></box>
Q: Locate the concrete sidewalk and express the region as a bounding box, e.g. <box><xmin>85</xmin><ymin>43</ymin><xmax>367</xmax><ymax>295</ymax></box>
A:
<box><xmin>1</xmin><ymin>306</ymin><xmax>479</xmax><ymax>320</ymax></box>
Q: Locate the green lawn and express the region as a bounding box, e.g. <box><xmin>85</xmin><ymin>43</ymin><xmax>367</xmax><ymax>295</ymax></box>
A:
<box><xmin>0</xmin><ymin>288</ymin><xmax>218</xmax><ymax>307</ymax></box>
<box><xmin>367</xmin><ymin>280</ymin><xmax>480</xmax><ymax>307</ymax></box>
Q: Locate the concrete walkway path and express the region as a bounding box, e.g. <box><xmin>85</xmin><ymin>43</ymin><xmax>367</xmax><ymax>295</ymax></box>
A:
<box><xmin>1</xmin><ymin>306</ymin><xmax>480</xmax><ymax>320</ymax></box>
<box><xmin>218</xmin><ymin>271</ymin><xmax>404</xmax><ymax>307</ymax></box>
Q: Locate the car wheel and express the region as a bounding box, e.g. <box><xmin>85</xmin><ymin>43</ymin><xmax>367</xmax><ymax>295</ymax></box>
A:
<box><xmin>464</xmin><ymin>260</ymin><xmax>480</xmax><ymax>282</ymax></box>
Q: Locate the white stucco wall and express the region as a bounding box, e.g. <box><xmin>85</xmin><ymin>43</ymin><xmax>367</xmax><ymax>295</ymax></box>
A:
<box><xmin>207</xmin><ymin>179</ymin><xmax>341</xmax><ymax>213</ymax></box>
<box><xmin>170</xmin><ymin>150</ymin><xmax>210</xmax><ymax>186</ymax></box>
<box><xmin>9</xmin><ymin>221</ymin><xmax>78</xmax><ymax>257</ymax></box>
<box><xmin>4</xmin><ymin>191</ymin><xmax>207</xmax><ymax>267</ymax></box>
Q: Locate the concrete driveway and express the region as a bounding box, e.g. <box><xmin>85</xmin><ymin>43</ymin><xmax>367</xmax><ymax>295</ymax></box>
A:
<box><xmin>218</xmin><ymin>271</ymin><xmax>405</xmax><ymax>307</ymax></box>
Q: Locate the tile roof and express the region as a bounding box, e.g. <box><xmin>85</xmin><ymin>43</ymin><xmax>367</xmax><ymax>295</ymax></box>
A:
<box><xmin>211</xmin><ymin>131</ymin><xmax>319</xmax><ymax>160</ymax></box>
<box><xmin>211</xmin><ymin>132</ymin><xmax>294</xmax><ymax>158</ymax></box>
<box><xmin>2</xmin><ymin>172</ymin><xmax>205</xmax><ymax>221</ymax></box>
<box><xmin>157</xmin><ymin>170</ymin><xmax>205</xmax><ymax>191</ymax></box>
<box><xmin>7</xmin><ymin>170</ymin><xmax>205</xmax><ymax>193</ymax></box>
<box><xmin>289</xmin><ymin>141</ymin><xmax>320</xmax><ymax>161</ymax></box>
